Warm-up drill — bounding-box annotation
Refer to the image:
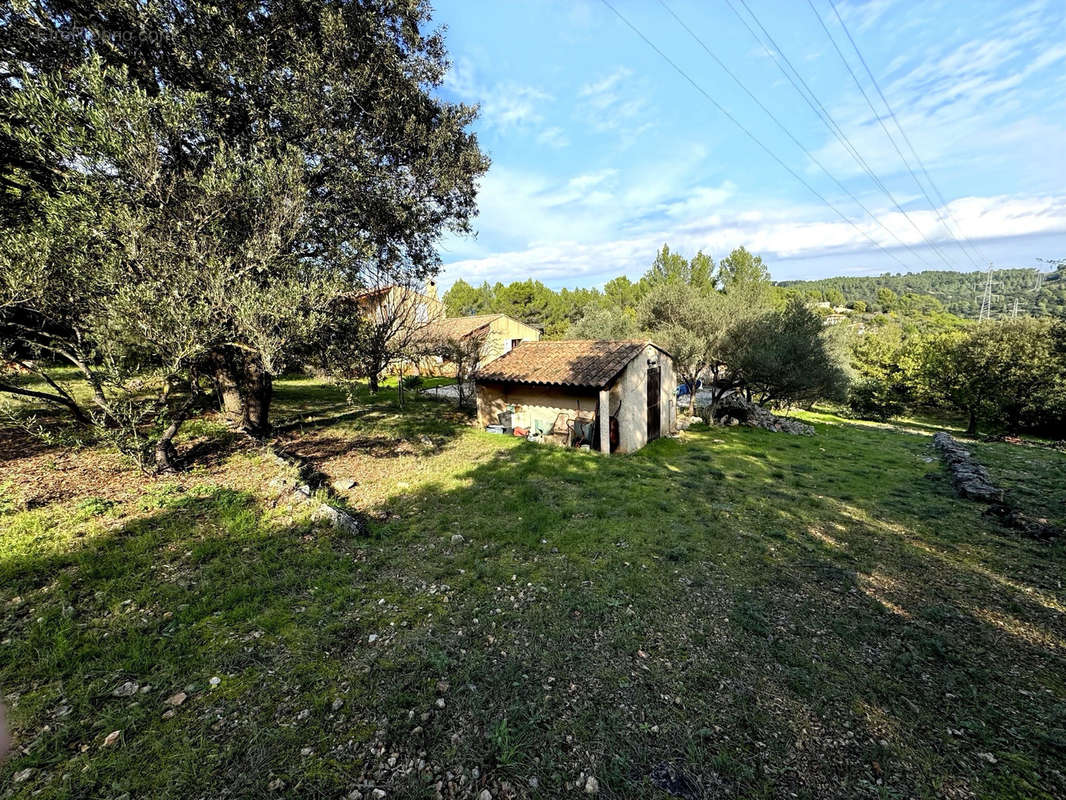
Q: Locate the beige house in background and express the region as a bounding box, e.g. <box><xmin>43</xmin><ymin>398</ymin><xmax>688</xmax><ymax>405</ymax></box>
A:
<box><xmin>352</xmin><ymin>281</ymin><xmax>445</xmax><ymax>327</ymax></box>
<box><xmin>474</xmin><ymin>340</ymin><xmax>676</xmax><ymax>455</ymax></box>
<box><xmin>420</xmin><ymin>313</ymin><xmax>540</xmax><ymax>374</ymax></box>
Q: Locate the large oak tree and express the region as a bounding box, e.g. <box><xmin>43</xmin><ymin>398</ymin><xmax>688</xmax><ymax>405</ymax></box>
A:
<box><xmin>1</xmin><ymin>0</ymin><xmax>488</xmax><ymax>469</ymax></box>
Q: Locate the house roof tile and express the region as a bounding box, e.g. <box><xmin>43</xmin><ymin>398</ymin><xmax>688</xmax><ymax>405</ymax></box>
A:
<box><xmin>422</xmin><ymin>314</ymin><xmax>504</xmax><ymax>340</ymax></box>
<box><xmin>474</xmin><ymin>340</ymin><xmax>664</xmax><ymax>388</ymax></box>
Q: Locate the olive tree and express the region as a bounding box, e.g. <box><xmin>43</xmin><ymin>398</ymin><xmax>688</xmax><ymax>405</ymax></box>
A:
<box><xmin>727</xmin><ymin>298</ymin><xmax>850</xmax><ymax>408</ymax></box>
<box><xmin>914</xmin><ymin>319</ymin><xmax>1066</xmax><ymax>435</ymax></box>
<box><xmin>637</xmin><ymin>282</ymin><xmax>719</xmax><ymax>414</ymax></box>
<box><xmin>1</xmin><ymin>0</ymin><xmax>488</xmax><ymax>469</ymax></box>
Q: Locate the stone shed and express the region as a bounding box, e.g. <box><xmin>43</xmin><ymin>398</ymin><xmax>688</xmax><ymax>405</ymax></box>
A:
<box><xmin>474</xmin><ymin>340</ymin><xmax>676</xmax><ymax>454</ymax></box>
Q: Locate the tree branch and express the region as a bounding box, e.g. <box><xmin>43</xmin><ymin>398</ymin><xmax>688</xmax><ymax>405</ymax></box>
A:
<box><xmin>0</xmin><ymin>381</ymin><xmax>90</xmax><ymax>423</ymax></box>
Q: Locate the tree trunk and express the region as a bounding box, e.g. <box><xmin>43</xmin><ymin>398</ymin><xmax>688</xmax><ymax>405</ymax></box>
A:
<box><xmin>153</xmin><ymin>382</ymin><xmax>200</xmax><ymax>473</ymax></box>
<box><xmin>210</xmin><ymin>348</ymin><xmax>272</xmax><ymax>435</ymax></box>
<box><xmin>154</xmin><ymin>428</ymin><xmax>181</xmax><ymax>473</ymax></box>
<box><xmin>966</xmin><ymin>408</ymin><xmax>977</xmax><ymax>436</ymax></box>
<box><xmin>455</xmin><ymin>361</ymin><xmax>466</xmax><ymax>408</ymax></box>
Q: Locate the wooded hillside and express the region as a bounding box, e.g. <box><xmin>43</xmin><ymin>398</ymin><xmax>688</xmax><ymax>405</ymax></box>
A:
<box><xmin>778</xmin><ymin>264</ymin><xmax>1066</xmax><ymax>318</ymax></box>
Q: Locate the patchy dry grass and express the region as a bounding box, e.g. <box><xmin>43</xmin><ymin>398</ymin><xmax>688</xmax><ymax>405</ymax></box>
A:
<box><xmin>1</xmin><ymin>379</ymin><xmax>1064</xmax><ymax>799</ymax></box>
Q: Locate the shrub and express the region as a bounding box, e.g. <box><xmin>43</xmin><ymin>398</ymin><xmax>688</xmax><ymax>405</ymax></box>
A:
<box><xmin>847</xmin><ymin>379</ymin><xmax>906</xmax><ymax>422</ymax></box>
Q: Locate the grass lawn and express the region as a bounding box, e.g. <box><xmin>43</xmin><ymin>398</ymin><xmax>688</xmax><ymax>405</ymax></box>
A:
<box><xmin>1</xmin><ymin>377</ymin><xmax>1064</xmax><ymax>799</ymax></box>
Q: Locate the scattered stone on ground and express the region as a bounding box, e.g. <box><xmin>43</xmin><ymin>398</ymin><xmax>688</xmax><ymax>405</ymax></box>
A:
<box><xmin>424</xmin><ymin>382</ymin><xmax>474</xmax><ymax>405</ymax></box>
<box><xmin>166</xmin><ymin>692</ymin><xmax>187</xmax><ymax>706</ymax></box>
<box><xmin>450</xmin><ymin>534</ymin><xmax>464</xmax><ymax>544</ymax></box>
<box><xmin>699</xmin><ymin>395</ymin><xmax>814</xmax><ymax>435</ymax></box>
<box><xmin>676</xmin><ymin>414</ymin><xmax>703</xmax><ymax>431</ymax></box>
<box><xmin>983</xmin><ymin>501</ymin><xmax>1062</xmax><ymax>540</ymax></box>
<box><xmin>312</xmin><ymin>502</ymin><xmax>364</xmax><ymax>535</ymax></box>
<box><xmin>112</xmin><ymin>681</ymin><xmax>139</xmax><ymax>697</ymax></box>
<box><xmin>102</xmin><ymin>730</ymin><xmax>121</xmax><ymax>747</ymax></box>
<box><xmin>584</xmin><ymin>775</ymin><xmax>600</xmax><ymax>794</ymax></box>
<box><xmin>266</xmin><ymin>444</ymin><xmax>365</xmax><ymax>535</ymax></box>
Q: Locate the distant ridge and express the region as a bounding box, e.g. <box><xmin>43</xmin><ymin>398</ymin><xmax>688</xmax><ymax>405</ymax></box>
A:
<box><xmin>777</xmin><ymin>266</ymin><xmax>1065</xmax><ymax>319</ymax></box>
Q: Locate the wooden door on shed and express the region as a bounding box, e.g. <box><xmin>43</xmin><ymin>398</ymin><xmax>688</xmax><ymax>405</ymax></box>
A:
<box><xmin>647</xmin><ymin>365</ymin><xmax>661</xmax><ymax>442</ymax></box>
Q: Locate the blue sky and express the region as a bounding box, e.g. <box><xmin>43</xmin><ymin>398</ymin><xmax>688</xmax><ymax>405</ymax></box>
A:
<box><xmin>431</xmin><ymin>0</ymin><xmax>1066</xmax><ymax>289</ymax></box>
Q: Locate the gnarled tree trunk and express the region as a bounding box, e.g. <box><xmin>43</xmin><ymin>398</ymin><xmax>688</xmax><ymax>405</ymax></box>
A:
<box><xmin>210</xmin><ymin>347</ymin><xmax>272</xmax><ymax>435</ymax></box>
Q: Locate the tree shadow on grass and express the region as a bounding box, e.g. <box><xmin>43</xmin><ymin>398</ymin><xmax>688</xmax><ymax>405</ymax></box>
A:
<box><xmin>2</xmin><ymin>422</ymin><xmax>1064</xmax><ymax>799</ymax></box>
<box><xmin>0</xmin><ymin>487</ymin><xmax>451</xmax><ymax>798</ymax></box>
<box><xmin>365</xmin><ymin>427</ymin><xmax>1066</xmax><ymax>799</ymax></box>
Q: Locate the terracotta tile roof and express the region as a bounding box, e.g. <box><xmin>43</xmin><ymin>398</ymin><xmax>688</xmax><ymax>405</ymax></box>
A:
<box><xmin>475</xmin><ymin>340</ymin><xmax>660</xmax><ymax>388</ymax></box>
<box><xmin>422</xmin><ymin>314</ymin><xmax>504</xmax><ymax>340</ymax></box>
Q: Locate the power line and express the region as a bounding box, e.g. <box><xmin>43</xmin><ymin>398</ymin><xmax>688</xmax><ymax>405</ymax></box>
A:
<box><xmin>823</xmin><ymin>0</ymin><xmax>990</xmax><ymax>269</ymax></box>
<box><xmin>725</xmin><ymin>0</ymin><xmax>959</xmax><ymax>272</ymax></box>
<box><xmin>655</xmin><ymin>0</ymin><xmax>935</xmax><ymax>272</ymax></box>
<box><xmin>596</xmin><ymin>0</ymin><xmax>918</xmax><ymax>272</ymax></box>
<box><xmin>810</xmin><ymin>0</ymin><xmax>985</xmax><ymax>270</ymax></box>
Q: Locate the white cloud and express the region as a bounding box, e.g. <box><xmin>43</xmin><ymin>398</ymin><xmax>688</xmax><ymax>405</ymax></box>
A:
<box><xmin>837</xmin><ymin>0</ymin><xmax>898</xmax><ymax>33</ymax></box>
<box><xmin>578</xmin><ymin>66</ymin><xmax>633</xmax><ymax>99</ymax></box>
<box><xmin>482</xmin><ymin>84</ymin><xmax>553</xmax><ymax>128</ymax></box>
<box><xmin>445</xmin><ymin>57</ymin><xmax>555</xmax><ymax>133</ymax></box>
<box><xmin>658</xmin><ymin>182</ymin><xmax>736</xmax><ymax>219</ymax></box>
<box><xmin>536</xmin><ymin>126</ymin><xmax>570</xmax><ymax>148</ymax></box>
<box><xmin>576</xmin><ymin>66</ymin><xmax>652</xmax><ymax>135</ymax></box>
<box><xmin>441</xmin><ymin>192</ymin><xmax>1066</xmax><ymax>287</ymax></box>
<box><xmin>811</xmin><ymin>4</ymin><xmax>1066</xmax><ymax>181</ymax></box>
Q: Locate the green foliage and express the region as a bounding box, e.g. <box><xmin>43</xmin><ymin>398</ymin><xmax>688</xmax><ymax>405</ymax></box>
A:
<box><xmin>730</xmin><ymin>298</ymin><xmax>850</xmax><ymax>407</ymax></box>
<box><xmin>443</xmin><ymin>279</ymin><xmax>495</xmax><ymax>317</ymax></box>
<box><xmin>1</xmin><ymin>0</ymin><xmax>488</xmax><ymax>467</ymax></box>
<box><xmin>566</xmin><ymin>306</ymin><xmax>640</xmax><ymax>340</ymax></box>
<box><xmin>780</xmin><ymin>267</ymin><xmax>1066</xmax><ymax>319</ymax></box>
<box><xmin>923</xmin><ymin>319</ymin><xmax>1066</xmax><ymax>433</ymax></box>
<box><xmin>877</xmin><ymin>287</ymin><xmax>899</xmax><ymax>311</ymax></box>
<box><xmin>847</xmin><ymin>378</ymin><xmax>907</xmax><ymax>422</ymax></box>
<box><xmin>602</xmin><ymin>275</ymin><xmax>644</xmax><ymax>310</ymax></box>
<box><xmin>850</xmin><ymin>317</ymin><xmax>1066</xmax><ymax>434</ymax></box>
<box><xmin>719</xmin><ymin>247</ymin><xmax>773</xmax><ymax>307</ymax></box>
<box><xmin>825</xmin><ymin>288</ymin><xmax>845</xmax><ymax>307</ymax></box>
<box><xmin>637</xmin><ymin>281</ymin><xmax>720</xmax><ymax>404</ymax></box>
<box><xmin>642</xmin><ymin>244</ymin><xmax>716</xmax><ymax>293</ymax></box>
<box><xmin>74</xmin><ymin>497</ymin><xmax>117</xmax><ymax>520</ymax></box>
<box><xmin>442</xmin><ymin>278</ymin><xmax>594</xmax><ymax>338</ymax></box>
